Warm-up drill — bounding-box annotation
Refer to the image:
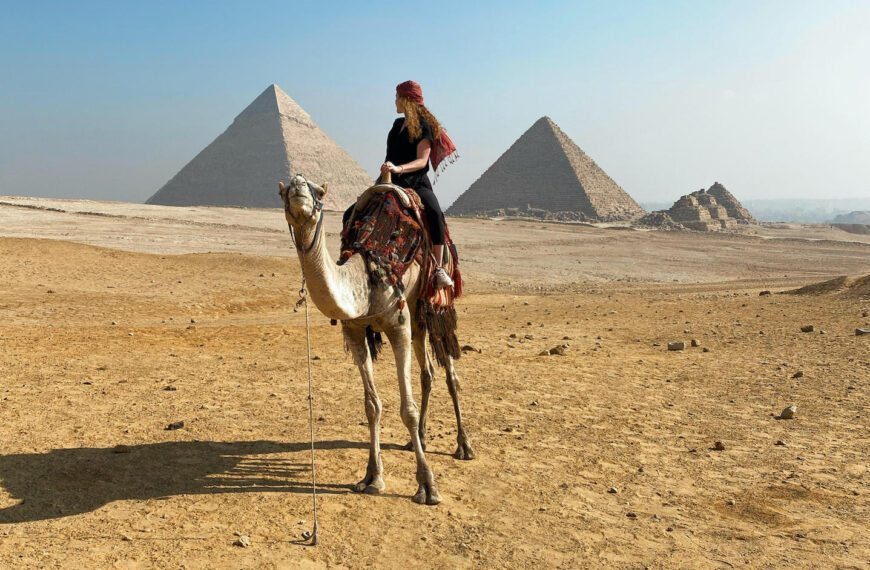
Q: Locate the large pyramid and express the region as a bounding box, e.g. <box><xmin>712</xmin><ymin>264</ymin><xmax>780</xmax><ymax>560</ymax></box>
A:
<box><xmin>447</xmin><ymin>117</ymin><xmax>645</xmax><ymax>221</ymax></box>
<box><xmin>147</xmin><ymin>84</ymin><xmax>373</xmax><ymax>210</ymax></box>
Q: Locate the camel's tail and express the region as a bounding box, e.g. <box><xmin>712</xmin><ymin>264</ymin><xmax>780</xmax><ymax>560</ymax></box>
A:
<box><xmin>365</xmin><ymin>326</ymin><xmax>384</xmax><ymax>361</ymax></box>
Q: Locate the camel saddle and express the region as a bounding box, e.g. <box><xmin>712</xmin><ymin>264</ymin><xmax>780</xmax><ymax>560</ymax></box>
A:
<box><xmin>340</xmin><ymin>182</ymin><xmax>462</xmax><ymax>298</ymax></box>
<box><xmin>340</xmin><ymin>181</ymin><xmax>462</xmax><ymax>366</ymax></box>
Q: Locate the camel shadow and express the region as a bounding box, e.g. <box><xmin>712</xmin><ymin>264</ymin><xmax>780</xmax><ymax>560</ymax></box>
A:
<box><xmin>0</xmin><ymin>439</ymin><xmax>405</xmax><ymax>524</ymax></box>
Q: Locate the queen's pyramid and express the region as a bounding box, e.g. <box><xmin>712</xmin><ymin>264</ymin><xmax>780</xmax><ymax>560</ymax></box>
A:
<box><xmin>447</xmin><ymin>117</ymin><xmax>644</xmax><ymax>221</ymax></box>
<box><xmin>146</xmin><ymin>84</ymin><xmax>372</xmax><ymax>210</ymax></box>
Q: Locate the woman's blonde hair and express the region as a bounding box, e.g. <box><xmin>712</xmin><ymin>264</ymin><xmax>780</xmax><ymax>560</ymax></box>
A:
<box><xmin>397</xmin><ymin>97</ymin><xmax>443</xmax><ymax>142</ymax></box>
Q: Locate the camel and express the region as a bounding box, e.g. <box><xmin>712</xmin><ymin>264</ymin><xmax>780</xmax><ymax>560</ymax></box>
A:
<box><xmin>279</xmin><ymin>174</ymin><xmax>473</xmax><ymax>505</ymax></box>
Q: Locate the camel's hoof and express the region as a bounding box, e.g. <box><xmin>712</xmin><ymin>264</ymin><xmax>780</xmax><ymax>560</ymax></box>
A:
<box><xmin>353</xmin><ymin>475</ymin><xmax>385</xmax><ymax>495</ymax></box>
<box><xmin>412</xmin><ymin>482</ymin><xmax>442</xmax><ymax>505</ymax></box>
<box><xmin>454</xmin><ymin>440</ymin><xmax>475</xmax><ymax>460</ymax></box>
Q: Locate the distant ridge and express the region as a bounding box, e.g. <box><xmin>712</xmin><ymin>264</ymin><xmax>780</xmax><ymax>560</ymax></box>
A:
<box><xmin>447</xmin><ymin>117</ymin><xmax>644</xmax><ymax>222</ymax></box>
<box><xmin>741</xmin><ymin>198</ymin><xmax>870</xmax><ymax>223</ymax></box>
<box><xmin>147</xmin><ymin>84</ymin><xmax>372</xmax><ymax>210</ymax></box>
<box><xmin>832</xmin><ymin>211</ymin><xmax>870</xmax><ymax>224</ymax></box>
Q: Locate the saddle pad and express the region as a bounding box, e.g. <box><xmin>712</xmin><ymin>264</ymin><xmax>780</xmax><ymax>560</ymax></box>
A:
<box><xmin>339</xmin><ymin>189</ymin><xmax>425</xmax><ymax>290</ymax></box>
<box><xmin>340</xmin><ymin>183</ymin><xmax>462</xmax><ymax>308</ymax></box>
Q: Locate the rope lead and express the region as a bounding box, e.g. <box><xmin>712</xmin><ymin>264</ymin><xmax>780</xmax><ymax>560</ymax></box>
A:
<box><xmin>300</xmin><ymin>269</ymin><xmax>319</xmax><ymax>546</ymax></box>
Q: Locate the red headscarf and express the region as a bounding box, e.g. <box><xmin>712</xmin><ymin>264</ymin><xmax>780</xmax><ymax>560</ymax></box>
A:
<box><xmin>396</xmin><ymin>81</ymin><xmax>458</xmax><ymax>181</ymax></box>
<box><xmin>396</xmin><ymin>80</ymin><xmax>424</xmax><ymax>105</ymax></box>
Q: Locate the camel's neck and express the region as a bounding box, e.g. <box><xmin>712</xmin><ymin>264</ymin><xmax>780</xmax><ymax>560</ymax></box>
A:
<box><xmin>291</xmin><ymin>213</ymin><xmax>370</xmax><ymax>320</ymax></box>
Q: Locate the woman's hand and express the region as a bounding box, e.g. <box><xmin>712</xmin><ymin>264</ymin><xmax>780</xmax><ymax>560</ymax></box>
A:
<box><xmin>381</xmin><ymin>162</ymin><xmax>401</xmax><ymax>175</ymax></box>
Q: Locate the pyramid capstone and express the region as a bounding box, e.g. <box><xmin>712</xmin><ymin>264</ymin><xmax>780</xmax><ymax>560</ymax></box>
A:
<box><xmin>147</xmin><ymin>84</ymin><xmax>373</xmax><ymax>210</ymax></box>
<box><xmin>447</xmin><ymin>117</ymin><xmax>645</xmax><ymax>222</ymax></box>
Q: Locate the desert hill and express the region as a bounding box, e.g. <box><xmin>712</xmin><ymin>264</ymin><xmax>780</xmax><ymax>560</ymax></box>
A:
<box><xmin>786</xmin><ymin>273</ymin><xmax>870</xmax><ymax>298</ymax></box>
<box><xmin>831</xmin><ymin>210</ymin><xmax>870</xmax><ymax>224</ymax></box>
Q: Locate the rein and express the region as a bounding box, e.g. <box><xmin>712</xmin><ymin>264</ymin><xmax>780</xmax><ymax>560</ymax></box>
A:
<box><xmin>296</xmin><ymin>263</ymin><xmax>319</xmax><ymax>546</ymax></box>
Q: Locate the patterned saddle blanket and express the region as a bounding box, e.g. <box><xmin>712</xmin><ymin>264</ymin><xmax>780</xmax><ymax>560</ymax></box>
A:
<box><xmin>339</xmin><ymin>186</ymin><xmax>462</xmax><ymax>304</ymax></box>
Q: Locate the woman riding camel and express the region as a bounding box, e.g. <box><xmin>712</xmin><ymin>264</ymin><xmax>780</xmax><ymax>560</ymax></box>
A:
<box><xmin>346</xmin><ymin>80</ymin><xmax>458</xmax><ymax>289</ymax></box>
<box><xmin>384</xmin><ymin>81</ymin><xmax>458</xmax><ymax>288</ymax></box>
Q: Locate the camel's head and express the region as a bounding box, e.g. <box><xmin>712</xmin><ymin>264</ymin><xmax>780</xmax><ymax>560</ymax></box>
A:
<box><xmin>279</xmin><ymin>174</ymin><xmax>328</xmax><ymax>226</ymax></box>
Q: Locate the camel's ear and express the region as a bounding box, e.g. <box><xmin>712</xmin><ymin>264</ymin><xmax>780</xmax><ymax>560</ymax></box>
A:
<box><xmin>309</xmin><ymin>182</ymin><xmax>328</xmax><ymax>199</ymax></box>
<box><xmin>278</xmin><ymin>181</ymin><xmax>286</xmax><ymax>192</ymax></box>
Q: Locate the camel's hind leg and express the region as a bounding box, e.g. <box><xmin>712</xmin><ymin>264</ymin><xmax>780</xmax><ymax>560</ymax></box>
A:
<box><xmin>444</xmin><ymin>356</ymin><xmax>475</xmax><ymax>460</ymax></box>
<box><xmin>385</xmin><ymin>324</ymin><xmax>441</xmax><ymax>505</ymax></box>
<box><xmin>343</xmin><ymin>324</ymin><xmax>385</xmax><ymax>494</ymax></box>
<box><xmin>409</xmin><ymin>326</ymin><xmax>475</xmax><ymax>461</ymax></box>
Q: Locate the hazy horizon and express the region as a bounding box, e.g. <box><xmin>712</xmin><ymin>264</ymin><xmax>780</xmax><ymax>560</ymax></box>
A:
<box><xmin>2</xmin><ymin>1</ymin><xmax>868</xmax><ymax>210</ymax></box>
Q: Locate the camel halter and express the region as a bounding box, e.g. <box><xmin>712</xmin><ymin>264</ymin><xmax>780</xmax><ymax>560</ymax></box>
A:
<box><xmin>287</xmin><ymin>182</ymin><xmax>325</xmax><ymax>255</ymax></box>
<box><xmin>285</xmin><ymin>179</ymin><xmax>322</xmax><ymax>546</ymax></box>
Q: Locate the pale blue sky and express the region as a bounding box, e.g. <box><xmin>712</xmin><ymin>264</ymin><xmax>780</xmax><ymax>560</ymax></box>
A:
<box><xmin>1</xmin><ymin>1</ymin><xmax>868</xmax><ymax>207</ymax></box>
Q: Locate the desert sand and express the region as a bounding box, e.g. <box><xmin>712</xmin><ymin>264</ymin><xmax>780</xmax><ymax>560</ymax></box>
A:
<box><xmin>0</xmin><ymin>196</ymin><xmax>868</xmax><ymax>568</ymax></box>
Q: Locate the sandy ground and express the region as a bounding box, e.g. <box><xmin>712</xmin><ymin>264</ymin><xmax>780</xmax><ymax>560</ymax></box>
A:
<box><xmin>0</xmin><ymin>198</ymin><xmax>869</xmax><ymax>568</ymax></box>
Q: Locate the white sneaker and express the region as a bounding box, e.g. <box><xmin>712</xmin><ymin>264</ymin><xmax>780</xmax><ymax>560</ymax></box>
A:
<box><xmin>433</xmin><ymin>266</ymin><xmax>454</xmax><ymax>289</ymax></box>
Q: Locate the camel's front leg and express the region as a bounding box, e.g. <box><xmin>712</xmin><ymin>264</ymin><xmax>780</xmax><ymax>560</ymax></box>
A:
<box><xmin>386</xmin><ymin>324</ymin><xmax>442</xmax><ymax>505</ymax></box>
<box><xmin>406</xmin><ymin>328</ymin><xmax>434</xmax><ymax>452</ymax></box>
<box><xmin>343</xmin><ymin>324</ymin><xmax>385</xmax><ymax>494</ymax></box>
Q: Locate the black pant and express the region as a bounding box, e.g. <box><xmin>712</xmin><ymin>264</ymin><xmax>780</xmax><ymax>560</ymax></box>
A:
<box><xmin>343</xmin><ymin>187</ymin><xmax>446</xmax><ymax>245</ymax></box>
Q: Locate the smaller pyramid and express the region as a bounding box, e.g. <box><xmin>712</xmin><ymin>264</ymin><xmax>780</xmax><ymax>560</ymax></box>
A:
<box><xmin>447</xmin><ymin>117</ymin><xmax>644</xmax><ymax>221</ymax></box>
<box><xmin>667</xmin><ymin>189</ymin><xmax>735</xmax><ymax>231</ymax></box>
<box><xmin>662</xmin><ymin>184</ymin><xmax>755</xmax><ymax>231</ymax></box>
<box><xmin>707</xmin><ymin>182</ymin><xmax>755</xmax><ymax>222</ymax></box>
<box><xmin>147</xmin><ymin>84</ymin><xmax>372</xmax><ymax>210</ymax></box>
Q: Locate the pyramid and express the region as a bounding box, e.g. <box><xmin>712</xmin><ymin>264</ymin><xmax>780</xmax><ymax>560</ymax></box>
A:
<box><xmin>706</xmin><ymin>182</ymin><xmax>755</xmax><ymax>222</ymax></box>
<box><xmin>654</xmin><ymin>183</ymin><xmax>755</xmax><ymax>232</ymax></box>
<box><xmin>146</xmin><ymin>84</ymin><xmax>373</xmax><ymax>210</ymax></box>
<box><xmin>447</xmin><ymin>117</ymin><xmax>645</xmax><ymax>221</ymax></box>
<box><xmin>666</xmin><ymin>189</ymin><xmax>737</xmax><ymax>231</ymax></box>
